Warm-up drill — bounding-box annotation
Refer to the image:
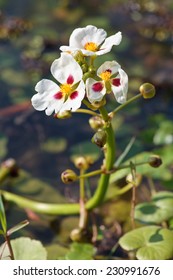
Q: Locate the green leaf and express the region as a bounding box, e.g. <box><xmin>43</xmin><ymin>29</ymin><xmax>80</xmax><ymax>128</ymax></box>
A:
<box><xmin>0</xmin><ymin>195</ymin><xmax>7</xmax><ymax>234</ymax></box>
<box><xmin>135</xmin><ymin>191</ymin><xmax>173</xmax><ymax>224</ymax></box>
<box><xmin>46</xmin><ymin>244</ymin><xmax>69</xmax><ymax>260</ymax></box>
<box><xmin>0</xmin><ymin>134</ymin><xmax>8</xmax><ymax>159</ymax></box>
<box><xmin>64</xmin><ymin>242</ymin><xmax>95</xmax><ymax>260</ymax></box>
<box><xmin>40</xmin><ymin>137</ymin><xmax>67</xmax><ymax>153</ymax></box>
<box><xmin>7</xmin><ymin>220</ymin><xmax>29</xmax><ymax>236</ymax></box>
<box><xmin>0</xmin><ymin>237</ymin><xmax>47</xmax><ymax>260</ymax></box>
<box><xmin>153</xmin><ymin>120</ymin><xmax>173</xmax><ymax>145</ymax></box>
<box><xmin>110</xmin><ymin>144</ymin><xmax>173</xmax><ymax>183</ymax></box>
<box><xmin>119</xmin><ymin>226</ymin><xmax>173</xmax><ymax>260</ymax></box>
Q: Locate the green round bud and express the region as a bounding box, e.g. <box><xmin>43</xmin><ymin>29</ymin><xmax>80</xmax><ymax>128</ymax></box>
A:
<box><xmin>54</xmin><ymin>111</ymin><xmax>72</xmax><ymax>119</ymax></box>
<box><xmin>91</xmin><ymin>129</ymin><xmax>107</xmax><ymax>147</ymax></box>
<box><xmin>139</xmin><ymin>83</ymin><xmax>156</xmax><ymax>99</ymax></box>
<box><xmin>73</xmin><ymin>156</ymin><xmax>93</xmax><ymax>170</ymax></box>
<box><xmin>89</xmin><ymin>116</ymin><xmax>105</xmax><ymax>131</ymax></box>
<box><xmin>61</xmin><ymin>169</ymin><xmax>78</xmax><ymax>184</ymax></box>
<box><xmin>90</xmin><ymin>98</ymin><xmax>106</xmax><ymax>110</ymax></box>
<box><xmin>70</xmin><ymin>228</ymin><xmax>92</xmax><ymax>243</ymax></box>
<box><xmin>148</xmin><ymin>155</ymin><xmax>162</xmax><ymax>168</ymax></box>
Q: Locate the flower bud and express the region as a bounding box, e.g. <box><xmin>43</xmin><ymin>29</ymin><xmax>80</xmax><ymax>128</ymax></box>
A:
<box><xmin>90</xmin><ymin>98</ymin><xmax>106</xmax><ymax>110</ymax></box>
<box><xmin>148</xmin><ymin>155</ymin><xmax>162</xmax><ymax>168</ymax></box>
<box><xmin>54</xmin><ymin>111</ymin><xmax>72</xmax><ymax>119</ymax></box>
<box><xmin>89</xmin><ymin>116</ymin><xmax>105</xmax><ymax>131</ymax></box>
<box><xmin>61</xmin><ymin>169</ymin><xmax>78</xmax><ymax>184</ymax></box>
<box><xmin>139</xmin><ymin>83</ymin><xmax>156</xmax><ymax>99</ymax></box>
<box><xmin>73</xmin><ymin>156</ymin><xmax>93</xmax><ymax>170</ymax></box>
<box><xmin>70</xmin><ymin>228</ymin><xmax>92</xmax><ymax>243</ymax></box>
<box><xmin>91</xmin><ymin>129</ymin><xmax>107</xmax><ymax>147</ymax></box>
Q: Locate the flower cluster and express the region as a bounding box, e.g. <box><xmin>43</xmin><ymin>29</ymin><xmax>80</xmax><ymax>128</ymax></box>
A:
<box><xmin>31</xmin><ymin>25</ymin><xmax>128</xmax><ymax>116</ymax></box>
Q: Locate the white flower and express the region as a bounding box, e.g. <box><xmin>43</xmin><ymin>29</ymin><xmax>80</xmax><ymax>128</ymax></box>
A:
<box><xmin>86</xmin><ymin>61</ymin><xmax>128</xmax><ymax>104</ymax></box>
<box><xmin>60</xmin><ymin>25</ymin><xmax>122</xmax><ymax>56</ymax></box>
<box><xmin>31</xmin><ymin>53</ymin><xmax>85</xmax><ymax>115</ymax></box>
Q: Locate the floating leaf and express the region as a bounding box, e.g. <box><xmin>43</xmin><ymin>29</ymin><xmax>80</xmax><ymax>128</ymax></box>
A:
<box><xmin>41</xmin><ymin>137</ymin><xmax>67</xmax><ymax>153</ymax></box>
<box><xmin>46</xmin><ymin>243</ymin><xmax>68</xmax><ymax>260</ymax></box>
<box><xmin>64</xmin><ymin>242</ymin><xmax>95</xmax><ymax>260</ymax></box>
<box><xmin>0</xmin><ymin>237</ymin><xmax>47</xmax><ymax>260</ymax></box>
<box><xmin>119</xmin><ymin>226</ymin><xmax>173</xmax><ymax>260</ymax></box>
<box><xmin>135</xmin><ymin>191</ymin><xmax>173</xmax><ymax>224</ymax></box>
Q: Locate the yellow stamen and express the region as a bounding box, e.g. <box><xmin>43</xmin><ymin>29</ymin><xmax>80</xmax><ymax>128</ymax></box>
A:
<box><xmin>100</xmin><ymin>70</ymin><xmax>112</xmax><ymax>81</ymax></box>
<box><xmin>84</xmin><ymin>42</ymin><xmax>98</xmax><ymax>52</ymax></box>
<box><xmin>60</xmin><ymin>84</ymin><xmax>72</xmax><ymax>95</ymax></box>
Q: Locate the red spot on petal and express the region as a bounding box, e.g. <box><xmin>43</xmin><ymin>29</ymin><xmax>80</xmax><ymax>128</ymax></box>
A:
<box><xmin>67</xmin><ymin>75</ymin><xmax>74</xmax><ymax>84</ymax></box>
<box><xmin>112</xmin><ymin>78</ymin><xmax>121</xmax><ymax>87</ymax></box>
<box><xmin>70</xmin><ymin>91</ymin><xmax>78</xmax><ymax>100</ymax></box>
<box><xmin>54</xmin><ymin>92</ymin><xmax>63</xmax><ymax>99</ymax></box>
<box><xmin>92</xmin><ymin>82</ymin><xmax>103</xmax><ymax>92</ymax></box>
<box><xmin>106</xmin><ymin>69</ymin><xmax>112</xmax><ymax>73</ymax></box>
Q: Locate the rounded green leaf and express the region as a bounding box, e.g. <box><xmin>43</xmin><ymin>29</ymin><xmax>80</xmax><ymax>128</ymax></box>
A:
<box><xmin>135</xmin><ymin>191</ymin><xmax>173</xmax><ymax>224</ymax></box>
<box><xmin>119</xmin><ymin>226</ymin><xmax>173</xmax><ymax>260</ymax></box>
<box><xmin>0</xmin><ymin>237</ymin><xmax>47</xmax><ymax>260</ymax></box>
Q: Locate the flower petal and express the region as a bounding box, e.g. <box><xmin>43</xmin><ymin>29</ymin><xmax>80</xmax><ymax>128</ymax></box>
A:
<box><xmin>97</xmin><ymin>61</ymin><xmax>121</xmax><ymax>77</ymax></box>
<box><xmin>32</xmin><ymin>79</ymin><xmax>59</xmax><ymax>111</ymax></box>
<box><xmin>99</xmin><ymin>32</ymin><xmax>122</xmax><ymax>55</ymax></box>
<box><xmin>51</xmin><ymin>53</ymin><xmax>83</xmax><ymax>84</ymax></box>
<box><xmin>60</xmin><ymin>80</ymin><xmax>85</xmax><ymax>112</ymax></box>
<box><xmin>86</xmin><ymin>78</ymin><xmax>106</xmax><ymax>103</ymax></box>
<box><xmin>69</xmin><ymin>25</ymin><xmax>107</xmax><ymax>49</ymax></box>
<box><xmin>111</xmin><ymin>68</ymin><xmax>128</xmax><ymax>104</ymax></box>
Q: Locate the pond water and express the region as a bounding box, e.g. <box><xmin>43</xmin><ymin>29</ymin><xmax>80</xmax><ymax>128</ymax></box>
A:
<box><xmin>0</xmin><ymin>0</ymin><xmax>173</xmax><ymax>247</ymax></box>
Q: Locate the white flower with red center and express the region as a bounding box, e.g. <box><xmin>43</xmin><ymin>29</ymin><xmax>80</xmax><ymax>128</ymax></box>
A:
<box><xmin>86</xmin><ymin>61</ymin><xmax>128</xmax><ymax>104</ymax></box>
<box><xmin>60</xmin><ymin>25</ymin><xmax>122</xmax><ymax>56</ymax></box>
<box><xmin>31</xmin><ymin>53</ymin><xmax>85</xmax><ymax>115</ymax></box>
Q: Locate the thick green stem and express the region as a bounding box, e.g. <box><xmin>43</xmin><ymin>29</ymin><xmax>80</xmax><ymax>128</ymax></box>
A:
<box><xmin>86</xmin><ymin>106</ymin><xmax>115</xmax><ymax>209</ymax></box>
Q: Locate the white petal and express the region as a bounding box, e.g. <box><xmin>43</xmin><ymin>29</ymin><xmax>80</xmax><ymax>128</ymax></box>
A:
<box><xmin>60</xmin><ymin>80</ymin><xmax>85</xmax><ymax>112</ymax></box>
<box><xmin>86</xmin><ymin>78</ymin><xmax>106</xmax><ymax>103</ymax></box>
<box><xmin>51</xmin><ymin>53</ymin><xmax>83</xmax><ymax>84</ymax></box>
<box><xmin>45</xmin><ymin>98</ymin><xmax>65</xmax><ymax>116</ymax></box>
<box><xmin>69</xmin><ymin>25</ymin><xmax>107</xmax><ymax>49</ymax></box>
<box><xmin>97</xmin><ymin>61</ymin><xmax>121</xmax><ymax>77</ymax></box>
<box><xmin>59</xmin><ymin>46</ymin><xmax>79</xmax><ymax>54</ymax></box>
<box><xmin>32</xmin><ymin>79</ymin><xmax>59</xmax><ymax>111</ymax></box>
<box><xmin>111</xmin><ymin>69</ymin><xmax>128</xmax><ymax>104</ymax></box>
<box><xmin>100</xmin><ymin>32</ymin><xmax>122</xmax><ymax>51</ymax></box>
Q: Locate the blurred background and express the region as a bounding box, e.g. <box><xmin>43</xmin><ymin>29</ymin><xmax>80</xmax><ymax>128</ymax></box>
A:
<box><xmin>0</xmin><ymin>0</ymin><xmax>173</xmax><ymax>252</ymax></box>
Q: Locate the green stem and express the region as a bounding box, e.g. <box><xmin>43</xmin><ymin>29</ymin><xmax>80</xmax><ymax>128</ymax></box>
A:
<box><xmin>86</xmin><ymin>106</ymin><xmax>115</xmax><ymax>209</ymax></box>
<box><xmin>1</xmin><ymin>190</ymin><xmax>80</xmax><ymax>215</ymax></box>
<box><xmin>79</xmin><ymin>169</ymin><xmax>85</xmax><ymax>201</ymax></box>
<box><xmin>74</xmin><ymin>108</ymin><xmax>99</xmax><ymax>117</ymax></box>
<box><xmin>111</xmin><ymin>93</ymin><xmax>142</xmax><ymax>116</ymax></box>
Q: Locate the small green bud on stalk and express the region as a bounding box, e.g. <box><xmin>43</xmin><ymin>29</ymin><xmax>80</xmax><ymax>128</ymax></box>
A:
<box><xmin>139</xmin><ymin>83</ymin><xmax>156</xmax><ymax>99</ymax></box>
<box><xmin>54</xmin><ymin>111</ymin><xmax>72</xmax><ymax>119</ymax></box>
<box><xmin>61</xmin><ymin>169</ymin><xmax>78</xmax><ymax>184</ymax></box>
<box><xmin>89</xmin><ymin>116</ymin><xmax>105</xmax><ymax>131</ymax></box>
<box><xmin>92</xmin><ymin>129</ymin><xmax>107</xmax><ymax>147</ymax></box>
<box><xmin>70</xmin><ymin>228</ymin><xmax>92</xmax><ymax>242</ymax></box>
<box><xmin>73</xmin><ymin>156</ymin><xmax>93</xmax><ymax>170</ymax></box>
<box><xmin>148</xmin><ymin>155</ymin><xmax>162</xmax><ymax>168</ymax></box>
